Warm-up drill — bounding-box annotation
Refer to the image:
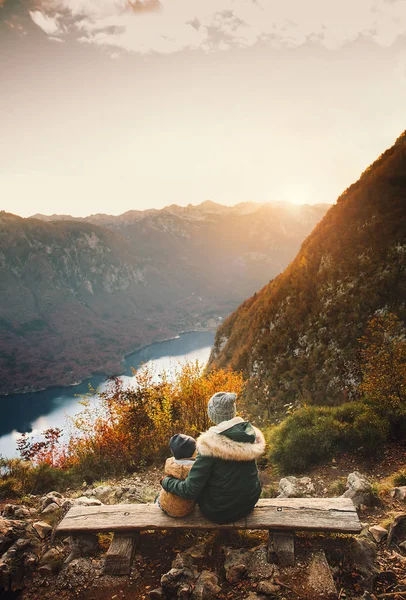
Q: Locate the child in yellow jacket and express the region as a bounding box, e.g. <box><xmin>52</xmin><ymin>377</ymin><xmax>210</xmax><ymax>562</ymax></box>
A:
<box><xmin>158</xmin><ymin>434</ymin><xmax>196</xmax><ymax>517</ymax></box>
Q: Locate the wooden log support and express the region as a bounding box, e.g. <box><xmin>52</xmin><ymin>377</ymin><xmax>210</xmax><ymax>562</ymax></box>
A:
<box><xmin>267</xmin><ymin>531</ymin><xmax>295</xmax><ymax>567</ymax></box>
<box><xmin>104</xmin><ymin>533</ymin><xmax>139</xmax><ymax>576</ymax></box>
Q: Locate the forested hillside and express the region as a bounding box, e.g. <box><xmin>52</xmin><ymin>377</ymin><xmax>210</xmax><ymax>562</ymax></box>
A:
<box><xmin>210</xmin><ymin>132</ymin><xmax>406</xmax><ymax>417</ymax></box>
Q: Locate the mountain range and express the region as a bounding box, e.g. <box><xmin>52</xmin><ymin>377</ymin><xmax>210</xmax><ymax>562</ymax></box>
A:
<box><xmin>209</xmin><ymin>132</ymin><xmax>406</xmax><ymax>419</ymax></box>
<box><xmin>0</xmin><ymin>200</ymin><xmax>328</xmax><ymax>394</ymax></box>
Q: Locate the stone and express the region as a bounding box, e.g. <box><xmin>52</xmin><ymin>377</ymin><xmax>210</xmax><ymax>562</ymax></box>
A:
<box><xmin>161</xmin><ymin>567</ymin><xmax>195</xmax><ymax>594</ymax></box>
<box><xmin>277</xmin><ymin>476</ymin><xmax>315</xmax><ymax>498</ymax></box>
<box><xmin>257</xmin><ymin>580</ymin><xmax>281</xmax><ymax>596</ymax></box>
<box><xmin>223</xmin><ymin>547</ymin><xmax>249</xmax><ymax>583</ymax></box>
<box><xmin>40</xmin><ymin>547</ymin><xmax>61</xmax><ymax>565</ymax></box>
<box><xmin>73</xmin><ymin>496</ymin><xmax>103</xmax><ymax>507</ymax></box>
<box><xmin>369</xmin><ymin>525</ymin><xmax>388</xmax><ymax>542</ymax></box>
<box><xmin>244</xmin><ymin>594</ymin><xmax>263</xmax><ymax>600</ymax></box>
<box><xmin>223</xmin><ymin>544</ymin><xmax>275</xmax><ymax>583</ymax></box>
<box><xmin>149</xmin><ymin>588</ymin><xmax>165</xmax><ymax>599</ymax></box>
<box><xmin>399</xmin><ymin>540</ymin><xmax>406</xmax><ymax>551</ymax></box>
<box><xmin>41</xmin><ymin>502</ymin><xmax>60</xmax><ymax>515</ymax></box>
<box><xmin>186</xmin><ymin>542</ymin><xmax>208</xmax><ymax>559</ymax></box>
<box><xmin>247</xmin><ymin>545</ymin><xmax>276</xmax><ymax>581</ymax></box>
<box><xmin>38</xmin><ymin>564</ymin><xmax>53</xmax><ymax>575</ymax></box>
<box><xmin>348</xmin><ymin>538</ymin><xmax>378</xmax><ymax>590</ymax></box>
<box><xmin>40</xmin><ymin>494</ymin><xmax>63</xmax><ymax>511</ymax></box>
<box><xmin>46</xmin><ymin>491</ymin><xmax>63</xmax><ymax>499</ymax></box>
<box><xmin>91</xmin><ymin>485</ymin><xmax>117</xmax><ymax>504</ymax></box>
<box><xmin>307</xmin><ymin>551</ymin><xmax>338</xmax><ymax>599</ymax></box>
<box><xmin>24</xmin><ymin>554</ymin><xmax>38</xmax><ymax>570</ymax></box>
<box><xmin>390</xmin><ymin>486</ymin><xmax>406</xmax><ymax>501</ymax></box>
<box><xmin>342</xmin><ymin>472</ymin><xmax>373</xmax><ymax>509</ymax></box>
<box><xmin>192</xmin><ymin>570</ymin><xmax>221</xmax><ymax>599</ymax></box>
<box><xmin>2</xmin><ymin>504</ymin><xmax>32</xmax><ymax>520</ymax></box>
<box><xmin>33</xmin><ymin>521</ymin><xmax>52</xmax><ymax>538</ymax></box>
<box><xmin>14</xmin><ymin>507</ymin><xmax>31</xmax><ymax>519</ymax></box>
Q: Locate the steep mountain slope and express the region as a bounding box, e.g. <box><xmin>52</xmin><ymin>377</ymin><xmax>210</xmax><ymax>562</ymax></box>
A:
<box><xmin>0</xmin><ymin>213</ymin><xmax>169</xmax><ymax>394</ymax></box>
<box><xmin>0</xmin><ymin>202</ymin><xmax>328</xmax><ymax>394</ymax></box>
<box><xmin>209</xmin><ymin>132</ymin><xmax>406</xmax><ymax>416</ymax></box>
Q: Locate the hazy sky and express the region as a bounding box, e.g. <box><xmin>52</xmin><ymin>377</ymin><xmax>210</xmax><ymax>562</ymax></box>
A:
<box><xmin>1</xmin><ymin>0</ymin><xmax>406</xmax><ymax>217</ymax></box>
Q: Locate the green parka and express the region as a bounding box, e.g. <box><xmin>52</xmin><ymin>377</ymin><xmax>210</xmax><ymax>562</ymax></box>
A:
<box><xmin>161</xmin><ymin>417</ymin><xmax>266</xmax><ymax>524</ymax></box>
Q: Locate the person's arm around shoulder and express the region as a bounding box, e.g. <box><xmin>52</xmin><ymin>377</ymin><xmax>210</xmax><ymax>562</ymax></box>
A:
<box><xmin>161</xmin><ymin>453</ymin><xmax>213</xmax><ymax>500</ymax></box>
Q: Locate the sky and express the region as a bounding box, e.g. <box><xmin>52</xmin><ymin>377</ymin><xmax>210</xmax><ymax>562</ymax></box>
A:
<box><xmin>1</xmin><ymin>0</ymin><xmax>406</xmax><ymax>217</ymax></box>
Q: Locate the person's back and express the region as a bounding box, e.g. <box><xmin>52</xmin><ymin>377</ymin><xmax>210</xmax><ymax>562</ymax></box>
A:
<box><xmin>161</xmin><ymin>392</ymin><xmax>266</xmax><ymax>524</ymax></box>
<box><xmin>192</xmin><ymin>417</ymin><xmax>263</xmax><ymax>524</ymax></box>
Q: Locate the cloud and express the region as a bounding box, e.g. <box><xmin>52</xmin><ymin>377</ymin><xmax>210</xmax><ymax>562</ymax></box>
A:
<box><xmin>29</xmin><ymin>10</ymin><xmax>61</xmax><ymax>36</ymax></box>
<box><xmin>28</xmin><ymin>0</ymin><xmax>406</xmax><ymax>54</ymax></box>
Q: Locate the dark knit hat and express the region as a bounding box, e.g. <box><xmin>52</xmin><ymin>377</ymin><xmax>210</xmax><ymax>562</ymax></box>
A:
<box><xmin>208</xmin><ymin>391</ymin><xmax>237</xmax><ymax>425</ymax></box>
<box><xmin>169</xmin><ymin>434</ymin><xmax>196</xmax><ymax>460</ymax></box>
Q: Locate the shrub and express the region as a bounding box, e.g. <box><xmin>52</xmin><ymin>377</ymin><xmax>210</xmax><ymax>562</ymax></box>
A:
<box><xmin>393</xmin><ymin>470</ymin><xmax>406</xmax><ymax>487</ymax></box>
<box><xmin>64</xmin><ymin>361</ymin><xmax>245</xmax><ymax>477</ymax></box>
<box><xmin>0</xmin><ymin>477</ymin><xmax>22</xmax><ymax>500</ymax></box>
<box><xmin>268</xmin><ymin>402</ymin><xmax>391</xmax><ymax>473</ymax></box>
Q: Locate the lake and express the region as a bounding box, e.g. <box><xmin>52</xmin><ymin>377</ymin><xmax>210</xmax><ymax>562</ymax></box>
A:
<box><xmin>0</xmin><ymin>331</ymin><xmax>215</xmax><ymax>459</ymax></box>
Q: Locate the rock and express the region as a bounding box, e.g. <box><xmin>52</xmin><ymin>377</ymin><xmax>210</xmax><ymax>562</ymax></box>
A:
<box><xmin>369</xmin><ymin>525</ymin><xmax>388</xmax><ymax>542</ymax></box>
<box><xmin>223</xmin><ymin>547</ymin><xmax>249</xmax><ymax>583</ymax></box>
<box><xmin>24</xmin><ymin>554</ymin><xmax>38</xmax><ymax>570</ymax></box>
<box><xmin>91</xmin><ymin>485</ymin><xmax>117</xmax><ymax>504</ymax></box>
<box><xmin>61</xmin><ymin>499</ymin><xmax>73</xmax><ymax>511</ymax></box>
<box><xmin>40</xmin><ymin>494</ymin><xmax>63</xmax><ymax>511</ymax></box>
<box><xmin>257</xmin><ymin>580</ymin><xmax>281</xmax><ymax>595</ymax></box>
<box><xmin>399</xmin><ymin>540</ymin><xmax>406</xmax><ymax>551</ymax></box>
<box><xmin>342</xmin><ymin>472</ymin><xmax>373</xmax><ymax>509</ymax></box>
<box><xmin>307</xmin><ymin>551</ymin><xmax>337</xmax><ymax>599</ymax></box>
<box><xmin>172</xmin><ymin>552</ymin><xmax>195</xmax><ymax>570</ymax></box>
<box><xmin>223</xmin><ymin>545</ymin><xmax>275</xmax><ymax>583</ymax></box>
<box><xmin>185</xmin><ymin>542</ymin><xmax>208</xmax><ymax>559</ymax></box>
<box><xmin>277</xmin><ymin>476</ymin><xmax>315</xmax><ymax>498</ymax></box>
<box><xmin>73</xmin><ymin>496</ymin><xmax>103</xmax><ymax>507</ymax></box>
<box><xmin>193</xmin><ymin>570</ymin><xmax>221</xmax><ymax>599</ymax></box>
<box><xmin>38</xmin><ymin>564</ymin><xmax>53</xmax><ymax>575</ymax></box>
<box><xmin>247</xmin><ymin>545</ymin><xmax>276</xmax><ymax>581</ymax></box>
<box><xmin>348</xmin><ymin>538</ymin><xmax>378</xmax><ymax>589</ymax></box>
<box><xmin>149</xmin><ymin>588</ymin><xmax>165</xmax><ymax>599</ymax></box>
<box><xmin>41</xmin><ymin>502</ymin><xmax>60</xmax><ymax>515</ymax></box>
<box><xmin>33</xmin><ymin>521</ymin><xmax>53</xmax><ymax>538</ymax></box>
<box><xmin>14</xmin><ymin>507</ymin><xmax>32</xmax><ymax>519</ymax></box>
<box><xmin>161</xmin><ymin>567</ymin><xmax>195</xmax><ymax>594</ymax></box>
<box><xmin>2</xmin><ymin>505</ymin><xmax>33</xmax><ymax>520</ymax></box>
<box><xmin>45</xmin><ymin>491</ymin><xmax>63</xmax><ymax>499</ymax></box>
<box><xmin>40</xmin><ymin>547</ymin><xmax>61</xmax><ymax>565</ymax></box>
<box><xmin>244</xmin><ymin>594</ymin><xmax>263</xmax><ymax>600</ymax></box>
<box><xmin>390</xmin><ymin>486</ymin><xmax>406</xmax><ymax>501</ymax></box>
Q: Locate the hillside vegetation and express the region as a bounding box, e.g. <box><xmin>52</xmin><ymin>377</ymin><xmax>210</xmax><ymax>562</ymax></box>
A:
<box><xmin>210</xmin><ymin>132</ymin><xmax>406</xmax><ymax>420</ymax></box>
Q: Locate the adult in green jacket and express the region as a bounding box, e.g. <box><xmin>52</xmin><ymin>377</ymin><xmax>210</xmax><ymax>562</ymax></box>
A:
<box><xmin>161</xmin><ymin>392</ymin><xmax>266</xmax><ymax>524</ymax></box>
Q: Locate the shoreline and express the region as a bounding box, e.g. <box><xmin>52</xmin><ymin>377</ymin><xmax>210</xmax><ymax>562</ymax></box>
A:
<box><xmin>0</xmin><ymin>328</ymin><xmax>217</xmax><ymax>398</ymax></box>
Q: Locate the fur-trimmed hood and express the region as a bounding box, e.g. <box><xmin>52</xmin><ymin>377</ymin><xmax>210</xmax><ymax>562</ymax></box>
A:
<box><xmin>196</xmin><ymin>421</ymin><xmax>266</xmax><ymax>462</ymax></box>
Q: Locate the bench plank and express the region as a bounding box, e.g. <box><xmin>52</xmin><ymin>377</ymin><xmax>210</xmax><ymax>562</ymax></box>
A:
<box><xmin>56</xmin><ymin>498</ymin><xmax>360</xmax><ymax>536</ymax></box>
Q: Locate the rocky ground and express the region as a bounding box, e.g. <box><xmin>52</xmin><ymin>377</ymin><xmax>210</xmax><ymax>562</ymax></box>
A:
<box><xmin>1</xmin><ymin>449</ymin><xmax>406</xmax><ymax>600</ymax></box>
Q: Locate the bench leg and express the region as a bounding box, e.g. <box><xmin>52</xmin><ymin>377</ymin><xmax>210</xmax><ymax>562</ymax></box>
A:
<box><xmin>267</xmin><ymin>531</ymin><xmax>295</xmax><ymax>567</ymax></box>
<box><xmin>104</xmin><ymin>533</ymin><xmax>139</xmax><ymax>576</ymax></box>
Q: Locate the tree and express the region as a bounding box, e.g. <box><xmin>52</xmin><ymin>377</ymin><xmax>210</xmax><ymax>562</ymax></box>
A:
<box><xmin>359</xmin><ymin>312</ymin><xmax>406</xmax><ymax>410</ymax></box>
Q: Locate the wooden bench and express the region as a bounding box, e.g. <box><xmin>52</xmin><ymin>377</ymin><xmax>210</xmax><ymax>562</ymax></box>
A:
<box><xmin>55</xmin><ymin>497</ymin><xmax>361</xmax><ymax>575</ymax></box>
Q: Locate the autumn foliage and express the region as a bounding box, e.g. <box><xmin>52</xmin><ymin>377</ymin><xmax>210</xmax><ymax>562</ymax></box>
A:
<box><xmin>13</xmin><ymin>361</ymin><xmax>244</xmax><ymax>481</ymax></box>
